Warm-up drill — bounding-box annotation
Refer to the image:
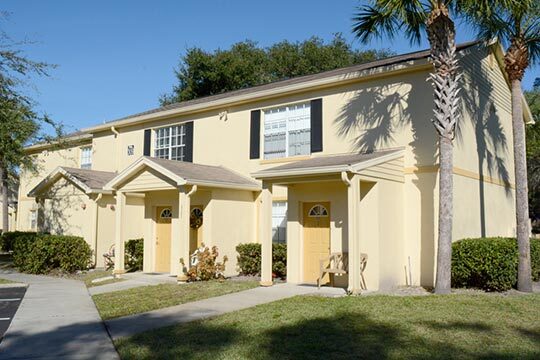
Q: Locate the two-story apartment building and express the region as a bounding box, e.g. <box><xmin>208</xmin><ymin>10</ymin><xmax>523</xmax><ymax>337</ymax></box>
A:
<box><xmin>17</xmin><ymin>40</ymin><xmax>533</xmax><ymax>293</ymax></box>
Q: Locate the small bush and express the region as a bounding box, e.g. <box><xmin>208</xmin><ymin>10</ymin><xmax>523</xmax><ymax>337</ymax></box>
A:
<box><xmin>180</xmin><ymin>244</ymin><xmax>228</xmax><ymax>282</ymax></box>
<box><xmin>13</xmin><ymin>234</ymin><xmax>92</xmax><ymax>274</ymax></box>
<box><xmin>236</xmin><ymin>243</ymin><xmax>287</xmax><ymax>279</ymax></box>
<box><xmin>236</xmin><ymin>243</ymin><xmax>261</xmax><ymax>276</ymax></box>
<box><xmin>125</xmin><ymin>238</ymin><xmax>144</xmax><ymax>271</ymax></box>
<box><xmin>1</xmin><ymin>231</ymin><xmax>38</xmax><ymax>252</ymax></box>
<box><xmin>452</xmin><ymin>237</ymin><xmax>540</xmax><ymax>291</ymax></box>
<box><xmin>12</xmin><ymin>232</ymin><xmax>41</xmax><ymax>269</ymax></box>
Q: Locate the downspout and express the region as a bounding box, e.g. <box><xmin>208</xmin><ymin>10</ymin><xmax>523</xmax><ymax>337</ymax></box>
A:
<box><xmin>93</xmin><ymin>193</ymin><xmax>103</xmax><ymax>266</ymax></box>
<box><xmin>111</xmin><ymin>126</ymin><xmax>120</xmax><ymax>172</ymax></box>
<box><xmin>110</xmin><ymin>126</ymin><xmax>119</xmax><ymax>137</ymax></box>
<box><xmin>187</xmin><ymin>184</ymin><xmax>198</xmax><ymax>198</ymax></box>
<box><xmin>341</xmin><ymin>171</ymin><xmax>352</xmax><ymax>187</ymax></box>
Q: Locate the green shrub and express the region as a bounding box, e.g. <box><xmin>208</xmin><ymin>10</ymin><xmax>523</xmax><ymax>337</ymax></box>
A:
<box><xmin>236</xmin><ymin>243</ymin><xmax>261</xmax><ymax>276</ymax></box>
<box><xmin>12</xmin><ymin>232</ymin><xmax>41</xmax><ymax>269</ymax></box>
<box><xmin>13</xmin><ymin>234</ymin><xmax>92</xmax><ymax>274</ymax></box>
<box><xmin>236</xmin><ymin>243</ymin><xmax>287</xmax><ymax>279</ymax></box>
<box><xmin>1</xmin><ymin>231</ymin><xmax>38</xmax><ymax>252</ymax></box>
<box><xmin>125</xmin><ymin>238</ymin><xmax>144</xmax><ymax>271</ymax></box>
<box><xmin>452</xmin><ymin>237</ymin><xmax>540</xmax><ymax>291</ymax></box>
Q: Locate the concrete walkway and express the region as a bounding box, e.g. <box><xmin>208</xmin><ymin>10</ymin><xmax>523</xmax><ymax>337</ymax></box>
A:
<box><xmin>0</xmin><ymin>271</ymin><xmax>119</xmax><ymax>360</ymax></box>
<box><xmin>106</xmin><ymin>283</ymin><xmax>345</xmax><ymax>340</ymax></box>
<box><xmin>89</xmin><ymin>272</ymin><xmax>177</xmax><ymax>296</ymax></box>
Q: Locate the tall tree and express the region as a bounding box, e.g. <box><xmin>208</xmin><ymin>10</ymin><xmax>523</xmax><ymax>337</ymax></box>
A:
<box><xmin>352</xmin><ymin>0</ymin><xmax>464</xmax><ymax>294</ymax></box>
<box><xmin>160</xmin><ymin>34</ymin><xmax>394</xmax><ymax>105</ymax></box>
<box><xmin>0</xmin><ymin>18</ymin><xmax>59</xmax><ymax>233</ymax></box>
<box><xmin>465</xmin><ymin>0</ymin><xmax>539</xmax><ymax>292</ymax></box>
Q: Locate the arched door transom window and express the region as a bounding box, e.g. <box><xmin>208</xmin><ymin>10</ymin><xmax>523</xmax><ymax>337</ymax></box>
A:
<box><xmin>160</xmin><ymin>208</ymin><xmax>172</xmax><ymax>219</ymax></box>
<box><xmin>308</xmin><ymin>204</ymin><xmax>329</xmax><ymax>217</ymax></box>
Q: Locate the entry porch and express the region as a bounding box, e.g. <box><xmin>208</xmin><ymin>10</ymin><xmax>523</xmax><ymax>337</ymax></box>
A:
<box><xmin>253</xmin><ymin>149</ymin><xmax>405</xmax><ymax>294</ymax></box>
<box><xmin>104</xmin><ymin>156</ymin><xmax>260</xmax><ymax>277</ymax></box>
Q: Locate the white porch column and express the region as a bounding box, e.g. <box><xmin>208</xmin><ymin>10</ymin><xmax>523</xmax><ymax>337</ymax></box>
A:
<box><xmin>344</xmin><ymin>173</ymin><xmax>362</xmax><ymax>294</ymax></box>
<box><xmin>113</xmin><ymin>191</ymin><xmax>126</xmax><ymax>274</ymax></box>
<box><xmin>177</xmin><ymin>185</ymin><xmax>195</xmax><ymax>280</ymax></box>
<box><xmin>259</xmin><ymin>182</ymin><xmax>273</xmax><ymax>286</ymax></box>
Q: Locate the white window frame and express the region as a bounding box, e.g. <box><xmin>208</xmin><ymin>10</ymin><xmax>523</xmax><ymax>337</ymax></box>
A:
<box><xmin>263</xmin><ymin>102</ymin><xmax>311</xmax><ymax>160</ymax></box>
<box><xmin>29</xmin><ymin>210</ymin><xmax>37</xmax><ymax>231</ymax></box>
<box><xmin>272</xmin><ymin>201</ymin><xmax>287</xmax><ymax>244</ymax></box>
<box><xmin>153</xmin><ymin>124</ymin><xmax>186</xmax><ymax>161</ymax></box>
<box><xmin>80</xmin><ymin>146</ymin><xmax>92</xmax><ymax>169</ymax></box>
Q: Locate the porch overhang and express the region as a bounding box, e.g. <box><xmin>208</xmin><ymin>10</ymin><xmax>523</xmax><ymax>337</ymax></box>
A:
<box><xmin>28</xmin><ymin>166</ymin><xmax>115</xmax><ymax>198</ymax></box>
<box><xmin>252</xmin><ymin>148</ymin><xmax>405</xmax><ymax>183</ymax></box>
<box><xmin>104</xmin><ymin>156</ymin><xmax>261</xmax><ymax>192</ymax></box>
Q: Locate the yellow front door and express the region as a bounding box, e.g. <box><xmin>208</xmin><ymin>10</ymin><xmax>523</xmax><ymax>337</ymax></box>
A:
<box><xmin>155</xmin><ymin>206</ymin><xmax>172</xmax><ymax>272</ymax></box>
<box><xmin>190</xmin><ymin>206</ymin><xmax>204</xmax><ymax>254</ymax></box>
<box><xmin>303</xmin><ymin>202</ymin><xmax>331</xmax><ymax>283</ymax></box>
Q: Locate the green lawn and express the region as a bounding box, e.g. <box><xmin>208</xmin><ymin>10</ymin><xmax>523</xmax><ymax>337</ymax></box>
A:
<box><xmin>0</xmin><ymin>277</ymin><xmax>16</xmax><ymax>284</ymax></box>
<box><xmin>94</xmin><ymin>280</ymin><xmax>259</xmax><ymax>320</ymax></box>
<box><xmin>116</xmin><ymin>293</ymin><xmax>540</xmax><ymax>360</ymax></box>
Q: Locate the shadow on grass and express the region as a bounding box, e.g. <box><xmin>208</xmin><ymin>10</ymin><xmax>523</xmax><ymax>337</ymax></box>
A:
<box><xmin>116</xmin><ymin>310</ymin><xmax>540</xmax><ymax>360</ymax></box>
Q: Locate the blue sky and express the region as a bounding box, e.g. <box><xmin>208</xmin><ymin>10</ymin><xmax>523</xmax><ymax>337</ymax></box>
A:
<box><xmin>3</xmin><ymin>0</ymin><xmax>539</xmax><ymax>133</ymax></box>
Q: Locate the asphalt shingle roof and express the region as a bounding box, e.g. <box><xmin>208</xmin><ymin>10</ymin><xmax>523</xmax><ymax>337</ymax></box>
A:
<box><xmin>60</xmin><ymin>167</ymin><xmax>116</xmax><ymax>190</ymax></box>
<box><xmin>144</xmin><ymin>157</ymin><xmax>260</xmax><ymax>188</ymax></box>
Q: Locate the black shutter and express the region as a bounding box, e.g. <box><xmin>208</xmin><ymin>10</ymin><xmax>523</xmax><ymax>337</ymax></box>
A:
<box><xmin>184</xmin><ymin>121</ymin><xmax>194</xmax><ymax>162</ymax></box>
<box><xmin>310</xmin><ymin>98</ymin><xmax>323</xmax><ymax>153</ymax></box>
<box><xmin>143</xmin><ymin>129</ymin><xmax>151</xmax><ymax>156</ymax></box>
<box><xmin>250</xmin><ymin>110</ymin><xmax>261</xmax><ymax>159</ymax></box>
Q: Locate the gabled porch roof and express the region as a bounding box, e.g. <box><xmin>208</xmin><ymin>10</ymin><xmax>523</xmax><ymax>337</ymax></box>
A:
<box><xmin>252</xmin><ymin>148</ymin><xmax>405</xmax><ymax>181</ymax></box>
<box><xmin>28</xmin><ymin>167</ymin><xmax>116</xmax><ymax>197</ymax></box>
<box><xmin>104</xmin><ymin>156</ymin><xmax>261</xmax><ymax>192</ymax></box>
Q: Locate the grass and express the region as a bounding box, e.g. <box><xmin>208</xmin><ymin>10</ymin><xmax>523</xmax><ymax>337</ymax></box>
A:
<box><xmin>0</xmin><ymin>277</ymin><xmax>16</xmax><ymax>284</ymax></box>
<box><xmin>116</xmin><ymin>293</ymin><xmax>540</xmax><ymax>360</ymax></box>
<box><xmin>94</xmin><ymin>280</ymin><xmax>259</xmax><ymax>320</ymax></box>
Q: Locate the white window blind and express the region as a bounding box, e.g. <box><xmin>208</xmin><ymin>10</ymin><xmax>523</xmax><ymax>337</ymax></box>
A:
<box><xmin>154</xmin><ymin>125</ymin><xmax>186</xmax><ymax>161</ymax></box>
<box><xmin>264</xmin><ymin>103</ymin><xmax>310</xmax><ymax>160</ymax></box>
<box><xmin>80</xmin><ymin>147</ymin><xmax>92</xmax><ymax>169</ymax></box>
<box><xmin>272</xmin><ymin>201</ymin><xmax>287</xmax><ymax>244</ymax></box>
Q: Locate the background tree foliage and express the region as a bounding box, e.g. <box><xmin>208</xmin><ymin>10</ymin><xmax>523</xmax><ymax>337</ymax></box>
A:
<box><xmin>160</xmin><ymin>34</ymin><xmax>394</xmax><ymax>105</ymax></box>
<box><xmin>0</xmin><ymin>15</ymin><xmax>62</xmax><ymax>232</ymax></box>
<box><xmin>526</xmin><ymin>77</ymin><xmax>540</xmax><ymax>223</ymax></box>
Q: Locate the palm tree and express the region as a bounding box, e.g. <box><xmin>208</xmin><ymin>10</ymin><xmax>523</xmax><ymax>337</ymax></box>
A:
<box><xmin>464</xmin><ymin>0</ymin><xmax>540</xmax><ymax>292</ymax></box>
<box><xmin>352</xmin><ymin>0</ymin><xmax>507</xmax><ymax>294</ymax></box>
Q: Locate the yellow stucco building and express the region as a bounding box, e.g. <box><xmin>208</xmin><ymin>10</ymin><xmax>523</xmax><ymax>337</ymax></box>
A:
<box><xmin>16</xmin><ymin>41</ymin><xmax>533</xmax><ymax>293</ymax></box>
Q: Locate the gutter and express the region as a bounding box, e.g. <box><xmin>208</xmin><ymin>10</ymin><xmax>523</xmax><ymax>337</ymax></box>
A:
<box><xmin>93</xmin><ymin>193</ymin><xmax>103</xmax><ymax>266</ymax></box>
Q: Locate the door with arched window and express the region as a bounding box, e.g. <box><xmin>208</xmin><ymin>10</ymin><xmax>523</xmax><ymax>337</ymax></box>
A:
<box><xmin>155</xmin><ymin>206</ymin><xmax>172</xmax><ymax>272</ymax></box>
<box><xmin>303</xmin><ymin>202</ymin><xmax>330</xmax><ymax>283</ymax></box>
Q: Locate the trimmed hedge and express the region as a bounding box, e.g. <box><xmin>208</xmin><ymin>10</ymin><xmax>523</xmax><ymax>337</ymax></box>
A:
<box><xmin>452</xmin><ymin>237</ymin><xmax>540</xmax><ymax>292</ymax></box>
<box><xmin>13</xmin><ymin>234</ymin><xmax>92</xmax><ymax>274</ymax></box>
<box><xmin>1</xmin><ymin>231</ymin><xmax>38</xmax><ymax>252</ymax></box>
<box><xmin>125</xmin><ymin>238</ymin><xmax>144</xmax><ymax>271</ymax></box>
<box><xmin>236</xmin><ymin>243</ymin><xmax>287</xmax><ymax>279</ymax></box>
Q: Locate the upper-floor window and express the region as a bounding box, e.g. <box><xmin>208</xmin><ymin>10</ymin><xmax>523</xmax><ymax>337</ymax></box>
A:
<box><xmin>154</xmin><ymin>125</ymin><xmax>186</xmax><ymax>161</ymax></box>
<box><xmin>80</xmin><ymin>146</ymin><xmax>92</xmax><ymax>169</ymax></box>
<box><xmin>264</xmin><ymin>103</ymin><xmax>311</xmax><ymax>160</ymax></box>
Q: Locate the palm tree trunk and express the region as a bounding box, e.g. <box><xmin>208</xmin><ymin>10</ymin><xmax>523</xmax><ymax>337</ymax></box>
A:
<box><xmin>426</xmin><ymin>3</ymin><xmax>459</xmax><ymax>294</ymax></box>
<box><xmin>0</xmin><ymin>165</ymin><xmax>9</xmax><ymax>233</ymax></box>
<box><xmin>511</xmin><ymin>78</ymin><xmax>533</xmax><ymax>292</ymax></box>
<box><xmin>435</xmin><ymin>137</ymin><xmax>453</xmax><ymax>293</ymax></box>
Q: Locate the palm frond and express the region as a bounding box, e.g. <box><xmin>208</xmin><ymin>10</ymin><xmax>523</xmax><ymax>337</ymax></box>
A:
<box><xmin>352</xmin><ymin>5</ymin><xmax>399</xmax><ymax>43</ymax></box>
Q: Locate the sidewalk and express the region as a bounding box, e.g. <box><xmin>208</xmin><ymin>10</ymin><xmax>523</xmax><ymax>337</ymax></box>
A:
<box><xmin>0</xmin><ymin>271</ymin><xmax>119</xmax><ymax>360</ymax></box>
<box><xmin>106</xmin><ymin>283</ymin><xmax>345</xmax><ymax>340</ymax></box>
